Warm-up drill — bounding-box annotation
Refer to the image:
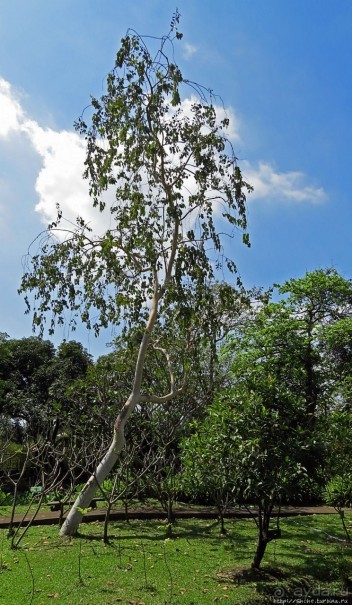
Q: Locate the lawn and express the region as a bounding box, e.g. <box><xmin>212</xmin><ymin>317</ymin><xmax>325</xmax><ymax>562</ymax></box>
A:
<box><xmin>0</xmin><ymin>515</ymin><xmax>351</xmax><ymax>605</ymax></box>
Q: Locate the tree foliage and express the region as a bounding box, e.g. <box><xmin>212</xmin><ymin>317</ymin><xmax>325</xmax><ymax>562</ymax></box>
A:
<box><xmin>277</xmin><ymin>268</ymin><xmax>352</xmax><ymax>416</ymax></box>
<box><xmin>0</xmin><ymin>337</ymin><xmax>92</xmax><ymax>440</ymax></box>
<box><xmin>18</xmin><ymin>14</ymin><xmax>253</xmax><ymax>536</ymax></box>
<box><xmin>20</xmin><ymin>11</ymin><xmax>250</xmax><ymax>348</ymax></box>
<box><xmin>181</xmin><ymin>269</ymin><xmax>352</xmax><ymax>567</ymax></box>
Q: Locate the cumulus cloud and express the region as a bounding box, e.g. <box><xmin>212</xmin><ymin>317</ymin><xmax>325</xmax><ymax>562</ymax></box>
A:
<box><xmin>21</xmin><ymin>120</ymin><xmax>111</xmax><ymax>234</ymax></box>
<box><xmin>0</xmin><ymin>79</ymin><xmax>24</xmax><ymax>137</ymax></box>
<box><xmin>0</xmin><ymin>76</ymin><xmax>326</xmax><ymax>237</ymax></box>
<box><xmin>0</xmin><ymin>77</ymin><xmax>113</xmax><ymax>236</ymax></box>
<box><xmin>243</xmin><ymin>161</ymin><xmax>326</xmax><ymax>204</ymax></box>
<box><xmin>166</xmin><ymin>95</ymin><xmax>241</xmax><ymax>144</ymax></box>
<box><xmin>214</xmin><ymin>104</ymin><xmax>241</xmax><ymax>144</ymax></box>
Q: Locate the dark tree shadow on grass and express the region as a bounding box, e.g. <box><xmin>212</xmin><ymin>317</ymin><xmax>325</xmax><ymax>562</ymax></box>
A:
<box><xmin>76</xmin><ymin>519</ymin><xmax>237</xmax><ymax>542</ymax></box>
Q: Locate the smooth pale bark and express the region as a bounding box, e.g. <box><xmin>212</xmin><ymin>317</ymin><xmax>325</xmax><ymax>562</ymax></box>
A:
<box><xmin>59</xmin><ymin>403</ymin><xmax>131</xmax><ymax>536</ymax></box>
<box><xmin>60</xmin><ymin>298</ymin><xmax>157</xmax><ymax>536</ymax></box>
<box><xmin>60</xmin><ymin>215</ymin><xmax>180</xmax><ymax>537</ymax></box>
<box><xmin>59</xmin><ymin>367</ymin><xmax>186</xmax><ymax>536</ymax></box>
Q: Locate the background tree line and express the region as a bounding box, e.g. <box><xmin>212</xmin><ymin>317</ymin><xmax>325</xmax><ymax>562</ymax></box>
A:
<box><xmin>1</xmin><ymin>268</ymin><xmax>352</xmax><ymax>497</ymax></box>
<box><xmin>1</xmin><ymin>267</ymin><xmax>352</xmax><ymax>564</ymax></box>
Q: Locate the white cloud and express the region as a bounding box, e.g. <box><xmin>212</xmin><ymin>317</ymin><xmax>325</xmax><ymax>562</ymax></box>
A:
<box><xmin>182</xmin><ymin>42</ymin><xmax>197</xmax><ymax>59</ymax></box>
<box><xmin>0</xmin><ymin>77</ymin><xmax>112</xmax><ymax>237</ymax></box>
<box><xmin>0</xmin><ymin>76</ymin><xmax>326</xmax><ymax>239</ymax></box>
<box><xmin>214</xmin><ymin>104</ymin><xmax>241</xmax><ymax>144</ymax></box>
<box><xmin>243</xmin><ymin>161</ymin><xmax>326</xmax><ymax>204</ymax></box>
<box><xmin>166</xmin><ymin>95</ymin><xmax>241</xmax><ymax>144</ymax></box>
<box><xmin>0</xmin><ymin>79</ymin><xmax>24</xmax><ymax>137</ymax></box>
<box><xmin>22</xmin><ymin>120</ymin><xmax>100</xmax><ymax>233</ymax></box>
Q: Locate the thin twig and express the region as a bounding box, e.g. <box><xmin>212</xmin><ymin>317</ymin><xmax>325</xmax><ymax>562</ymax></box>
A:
<box><xmin>23</xmin><ymin>549</ymin><xmax>35</xmax><ymax>605</ymax></box>
<box><xmin>163</xmin><ymin>541</ymin><xmax>173</xmax><ymax>604</ymax></box>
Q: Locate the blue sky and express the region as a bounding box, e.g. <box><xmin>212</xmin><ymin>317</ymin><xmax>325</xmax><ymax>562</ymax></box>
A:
<box><xmin>0</xmin><ymin>0</ymin><xmax>351</xmax><ymax>357</ymax></box>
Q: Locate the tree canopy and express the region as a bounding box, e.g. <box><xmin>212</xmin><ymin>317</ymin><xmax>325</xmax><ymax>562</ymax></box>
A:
<box><xmin>18</xmin><ymin>14</ymin><xmax>253</xmax><ymax>536</ymax></box>
<box><xmin>20</xmin><ymin>12</ymin><xmax>250</xmax><ymax>349</ymax></box>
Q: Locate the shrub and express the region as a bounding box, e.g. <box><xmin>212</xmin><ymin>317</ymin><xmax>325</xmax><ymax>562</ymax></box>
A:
<box><xmin>323</xmin><ymin>475</ymin><xmax>352</xmax><ymax>508</ymax></box>
<box><xmin>0</xmin><ymin>489</ymin><xmax>12</xmax><ymax>505</ymax></box>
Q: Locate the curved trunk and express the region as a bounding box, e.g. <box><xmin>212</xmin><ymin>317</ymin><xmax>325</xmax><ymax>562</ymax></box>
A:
<box><xmin>59</xmin><ymin>402</ymin><xmax>134</xmax><ymax>536</ymax></box>
<box><xmin>59</xmin><ymin>243</ymin><xmax>178</xmax><ymax>537</ymax></box>
<box><xmin>60</xmin><ymin>282</ymin><xmax>160</xmax><ymax>537</ymax></box>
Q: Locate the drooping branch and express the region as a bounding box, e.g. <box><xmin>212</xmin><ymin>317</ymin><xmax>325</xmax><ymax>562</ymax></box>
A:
<box><xmin>20</xmin><ymin>15</ymin><xmax>252</xmax><ymax>537</ymax></box>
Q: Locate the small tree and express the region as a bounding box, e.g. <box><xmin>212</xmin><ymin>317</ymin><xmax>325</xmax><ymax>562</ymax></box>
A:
<box><xmin>185</xmin><ymin>390</ymin><xmax>311</xmax><ymax>569</ymax></box>
<box><xmin>20</xmin><ymin>13</ymin><xmax>250</xmax><ymax>536</ymax></box>
<box><xmin>181</xmin><ymin>408</ymin><xmax>237</xmax><ymax>535</ymax></box>
<box><xmin>277</xmin><ymin>269</ymin><xmax>352</xmax><ymax>418</ymax></box>
<box><xmin>215</xmin><ymin>300</ymin><xmax>323</xmax><ymax>569</ymax></box>
<box><xmin>322</xmin><ymin>411</ymin><xmax>352</xmax><ymax>542</ymax></box>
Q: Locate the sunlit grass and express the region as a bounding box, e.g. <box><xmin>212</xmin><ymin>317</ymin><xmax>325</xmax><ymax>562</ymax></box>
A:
<box><xmin>0</xmin><ymin>515</ymin><xmax>351</xmax><ymax>605</ymax></box>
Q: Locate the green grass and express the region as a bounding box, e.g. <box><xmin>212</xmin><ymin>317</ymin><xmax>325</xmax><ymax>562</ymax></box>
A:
<box><xmin>0</xmin><ymin>515</ymin><xmax>351</xmax><ymax>605</ymax></box>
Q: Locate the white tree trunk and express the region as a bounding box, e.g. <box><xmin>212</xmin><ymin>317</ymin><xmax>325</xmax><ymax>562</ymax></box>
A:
<box><xmin>60</xmin><ymin>238</ymin><xmax>178</xmax><ymax>537</ymax></box>
<box><xmin>60</xmin><ymin>405</ymin><xmax>130</xmax><ymax>536</ymax></box>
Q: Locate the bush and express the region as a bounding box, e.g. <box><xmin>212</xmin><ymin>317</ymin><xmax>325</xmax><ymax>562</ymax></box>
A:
<box><xmin>323</xmin><ymin>475</ymin><xmax>352</xmax><ymax>508</ymax></box>
<box><xmin>282</xmin><ymin>475</ymin><xmax>324</xmax><ymax>505</ymax></box>
<box><xmin>0</xmin><ymin>441</ymin><xmax>26</xmax><ymax>472</ymax></box>
<box><xmin>0</xmin><ymin>489</ymin><xmax>12</xmax><ymax>505</ymax></box>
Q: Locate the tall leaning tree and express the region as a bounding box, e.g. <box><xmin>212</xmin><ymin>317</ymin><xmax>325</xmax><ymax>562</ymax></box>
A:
<box><xmin>20</xmin><ymin>13</ymin><xmax>251</xmax><ymax>536</ymax></box>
